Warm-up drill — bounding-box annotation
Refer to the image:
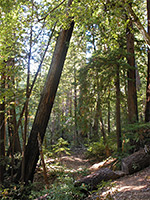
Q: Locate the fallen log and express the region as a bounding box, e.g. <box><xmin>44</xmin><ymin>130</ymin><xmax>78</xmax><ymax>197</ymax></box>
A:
<box><xmin>121</xmin><ymin>148</ymin><xmax>150</xmax><ymax>175</ymax></box>
<box><xmin>75</xmin><ymin>168</ymin><xmax>125</xmax><ymax>190</ymax></box>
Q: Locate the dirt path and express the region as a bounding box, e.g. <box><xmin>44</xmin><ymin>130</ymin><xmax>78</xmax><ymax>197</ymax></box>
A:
<box><xmin>99</xmin><ymin>166</ymin><xmax>150</xmax><ymax>200</ymax></box>
<box><xmin>59</xmin><ymin>148</ymin><xmax>91</xmax><ymax>170</ymax></box>
<box><xmin>60</xmin><ymin>150</ymin><xmax>150</xmax><ymax>200</ymax></box>
<box><xmin>34</xmin><ymin>149</ymin><xmax>150</xmax><ymax>200</ymax></box>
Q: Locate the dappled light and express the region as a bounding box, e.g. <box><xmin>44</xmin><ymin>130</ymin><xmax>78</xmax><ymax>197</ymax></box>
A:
<box><xmin>1</xmin><ymin>0</ymin><xmax>150</xmax><ymax>199</ymax></box>
<box><xmin>99</xmin><ymin>166</ymin><xmax>150</xmax><ymax>200</ymax></box>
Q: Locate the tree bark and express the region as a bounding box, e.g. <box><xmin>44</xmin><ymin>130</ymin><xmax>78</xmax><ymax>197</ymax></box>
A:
<box><xmin>93</xmin><ymin>94</ymin><xmax>100</xmax><ymax>141</ymax></box>
<box><xmin>123</xmin><ymin>0</ymin><xmax>150</xmax><ymax>46</ymax></box>
<box><xmin>107</xmin><ymin>94</ymin><xmax>111</xmax><ymax>135</ymax></box>
<box><xmin>99</xmin><ymin>109</ymin><xmax>106</xmax><ymax>144</ymax></box>
<box><xmin>0</xmin><ymin>74</ymin><xmax>5</xmax><ymax>184</ymax></box>
<box><xmin>116</xmin><ymin>64</ymin><xmax>122</xmax><ymax>152</ymax></box>
<box><xmin>126</xmin><ymin>18</ymin><xmax>138</xmax><ymax>123</ymax></box>
<box><xmin>75</xmin><ymin>168</ymin><xmax>125</xmax><ymax>190</ymax></box>
<box><xmin>16</xmin><ymin>23</ymin><xmax>56</xmax><ymax>136</ymax></box>
<box><xmin>121</xmin><ymin>148</ymin><xmax>150</xmax><ymax>174</ymax></box>
<box><xmin>7</xmin><ymin>104</ymin><xmax>22</xmax><ymax>154</ymax></box>
<box><xmin>21</xmin><ymin>6</ymin><xmax>32</xmax><ymax>181</ymax></box>
<box><xmin>145</xmin><ymin>0</ymin><xmax>150</xmax><ymax>122</ymax></box>
<box><xmin>16</xmin><ymin>21</ymin><xmax>74</xmax><ymax>183</ymax></box>
<box><xmin>73</xmin><ymin>65</ymin><xmax>79</xmax><ymax>145</ymax></box>
<box><xmin>7</xmin><ymin>59</ymin><xmax>22</xmax><ymax>155</ymax></box>
<box><xmin>93</xmin><ymin>74</ymin><xmax>106</xmax><ymax>143</ymax></box>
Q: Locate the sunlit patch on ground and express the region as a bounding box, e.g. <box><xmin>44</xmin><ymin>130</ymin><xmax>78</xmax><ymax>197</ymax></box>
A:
<box><xmin>98</xmin><ymin>166</ymin><xmax>150</xmax><ymax>200</ymax></box>
<box><xmin>33</xmin><ymin>151</ymin><xmax>150</xmax><ymax>200</ymax></box>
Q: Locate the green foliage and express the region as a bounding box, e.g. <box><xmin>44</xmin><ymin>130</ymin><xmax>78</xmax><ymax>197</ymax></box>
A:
<box><xmin>52</xmin><ymin>138</ymin><xmax>71</xmax><ymax>158</ymax></box>
<box><xmin>45</xmin><ymin>175</ymin><xmax>85</xmax><ymax>200</ymax></box>
<box><xmin>91</xmin><ymin>180</ymin><xmax>116</xmax><ymax>200</ymax></box>
<box><xmin>0</xmin><ymin>182</ymin><xmax>33</xmax><ymax>200</ymax></box>
<box><xmin>97</xmin><ymin>180</ymin><xmax>113</xmax><ymax>191</ymax></box>
<box><xmin>122</xmin><ymin>122</ymin><xmax>150</xmax><ymax>153</ymax></box>
<box><xmin>0</xmin><ymin>0</ymin><xmax>149</xmax><ymax>194</ymax></box>
<box><xmin>86</xmin><ymin>140</ymin><xmax>106</xmax><ymax>161</ymax></box>
<box><xmin>31</xmin><ymin>171</ymin><xmax>86</xmax><ymax>200</ymax></box>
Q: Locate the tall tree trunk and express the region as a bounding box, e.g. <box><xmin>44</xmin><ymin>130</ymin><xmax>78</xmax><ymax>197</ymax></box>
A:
<box><xmin>15</xmin><ymin>23</ymin><xmax>56</xmax><ymax>136</ymax></box>
<box><xmin>7</xmin><ymin>105</ymin><xmax>21</xmax><ymax>153</ymax></box>
<box><xmin>99</xmin><ymin>108</ymin><xmax>106</xmax><ymax>145</ymax></box>
<box><xmin>7</xmin><ymin>76</ymin><xmax>22</xmax><ymax>155</ymax></box>
<box><xmin>145</xmin><ymin>0</ymin><xmax>150</xmax><ymax>122</ymax></box>
<box><xmin>73</xmin><ymin>65</ymin><xmax>79</xmax><ymax>145</ymax></box>
<box><xmin>93</xmin><ymin>98</ymin><xmax>99</xmax><ymax>140</ymax></box>
<box><xmin>0</xmin><ymin>74</ymin><xmax>5</xmax><ymax>184</ymax></box>
<box><xmin>16</xmin><ymin>21</ymin><xmax>74</xmax><ymax>183</ymax></box>
<box><xmin>116</xmin><ymin>64</ymin><xmax>122</xmax><ymax>152</ymax></box>
<box><xmin>93</xmin><ymin>71</ymin><xmax>100</xmax><ymax>141</ymax></box>
<box><xmin>21</xmin><ymin>6</ymin><xmax>32</xmax><ymax>182</ymax></box>
<box><xmin>107</xmin><ymin>92</ymin><xmax>111</xmax><ymax>135</ymax></box>
<box><xmin>126</xmin><ymin>18</ymin><xmax>138</xmax><ymax>123</ymax></box>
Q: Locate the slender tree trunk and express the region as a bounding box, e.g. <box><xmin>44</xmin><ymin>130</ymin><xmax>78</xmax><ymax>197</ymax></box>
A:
<box><xmin>107</xmin><ymin>92</ymin><xmax>111</xmax><ymax>135</ymax></box>
<box><xmin>0</xmin><ymin>74</ymin><xmax>5</xmax><ymax>184</ymax></box>
<box><xmin>16</xmin><ymin>20</ymin><xmax>74</xmax><ymax>183</ymax></box>
<box><xmin>116</xmin><ymin>64</ymin><xmax>122</xmax><ymax>152</ymax></box>
<box><xmin>93</xmin><ymin>71</ymin><xmax>100</xmax><ymax>141</ymax></box>
<box><xmin>21</xmin><ymin>6</ymin><xmax>32</xmax><ymax>182</ymax></box>
<box><xmin>93</xmin><ymin>93</ymin><xmax>101</xmax><ymax>141</ymax></box>
<box><xmin>145</xmin><ymin>0</ymin><xmax>150</xmax><ymax>122</ymax></box>
<box><xmin>16</xmin><ymin>23</ymin><xmax>56</xmax><ymax>136</ymax></box>
<box><xmin>99</xmin><ymin>108</ymin><xmax>106</xmax><ymax>145</ymax></box>
<box><xmin>93</xmin><ymin>99</ymin><xmax>99</xmax><ymax>140</ymax></box>
<box><xmin>7</xmin><ymin>59</ymin><xmax>21</xmax><ymax>155</ymax></box>
<box><xmin>7</xmin><ymin>105</ymin><xmax>21</xmax><ymax>154</ymax></box>
<box><xmin>126</xmin><ymin>18</ymin><xmax>138</xmax><ymax>123</ymax></box>
<box><xmin>74</xmin><ymin>65</ymin><xmax>79</xmax><ymax>145</ymax></box>
<box><xmin>7</xmin><ymin>76</ymin><xmax>21</xmax><ymax>155</ymax></box>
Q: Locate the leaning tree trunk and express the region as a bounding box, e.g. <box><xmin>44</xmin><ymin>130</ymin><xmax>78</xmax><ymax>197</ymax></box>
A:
<box><xmin>16</xmin><ymin>21</ymin><xmax>74</xmax><ymax>183</ymax></box>
<box><xmin>145</xmin><ymin>0</ymin><xmax>150</xmax><ymax>122</ymax></box>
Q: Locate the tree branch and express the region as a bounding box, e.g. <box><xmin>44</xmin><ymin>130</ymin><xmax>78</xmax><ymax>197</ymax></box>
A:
<box><xmin>38</xmin><ymin>0</ymin><xmax>66</xmax><ymax>22</ymax></box>
<box><xmin>16</xmin><ymin>23</ymin><xmax>56</xmax><ymax>132</ymax></box>
<box><xmin>123</xmin><ymin>1</ymin><xmax>150</xmax><ymax>46</ymax></box>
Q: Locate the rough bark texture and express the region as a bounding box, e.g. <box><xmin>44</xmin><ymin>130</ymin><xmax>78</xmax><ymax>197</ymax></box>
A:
<box><xmin>75</xmin><ymin>168</ymin><xmax>125</xmax><ymax>190</ymax></box>
<box><xmin>126</xmin><ymin>19</ymin><xmax>138</xmax><ymax>123</ymax></box>
<box><xmin>145</xmin><ymin>0</ymin><xmax>150</xmax><ymax>122</ymax></box>
<box><xmin>15</xmin><ymin>21</ymin><xmax>74</xmax><ymax>183</ymax></box>
<box><xmin>121</xmin><ymin>149</ymin><xmax>150</xmax><ymax>175</ymax></box>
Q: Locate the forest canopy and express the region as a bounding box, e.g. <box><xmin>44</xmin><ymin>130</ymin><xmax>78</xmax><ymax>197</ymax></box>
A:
<box><xmin>0</xmin><ymin>0</ymin><xmax>150</xmax><ymax>199</ymax></box>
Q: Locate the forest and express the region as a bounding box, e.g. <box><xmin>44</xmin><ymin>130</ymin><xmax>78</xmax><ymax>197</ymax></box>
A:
<box><xmin>1</xmin><ymin>0</ymin><xmax>150</xmax><ymax>199</ymax></box>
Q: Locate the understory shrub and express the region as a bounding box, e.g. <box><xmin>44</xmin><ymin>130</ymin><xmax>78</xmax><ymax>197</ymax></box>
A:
<box><xmin>85</xmin><ymin>140</ymin><xmax>106</xmax><ymax>161</ymax></box>
<box><xmin>31</xmin><ymin>172</ymin><xmax>87</xmax><ymax>200</ymax></box>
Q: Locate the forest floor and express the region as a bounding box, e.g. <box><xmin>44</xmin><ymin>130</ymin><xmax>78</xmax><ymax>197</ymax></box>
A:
<box><xmin>34</xmin><ymin>148</ymin><xmax>150</xmax><ymax>200</ymax></box>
